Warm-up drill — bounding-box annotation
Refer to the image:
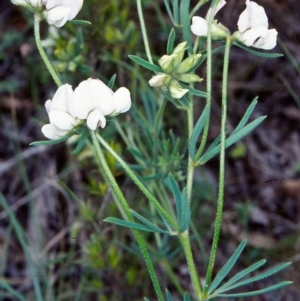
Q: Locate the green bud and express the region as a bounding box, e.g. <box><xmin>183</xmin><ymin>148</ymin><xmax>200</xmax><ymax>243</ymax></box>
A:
<box><xmin>211</xmin><ymin>22</ymin><xmax>230</xmax><ymax>40</ymax></box>
<box><xmin>176</xmin><ymin>54</ymin><xmax>202</xmax><ymax>74</ymax></box>
<box><xmin>178</xmin><ymin>74</ymin><xmax>202</xmax><ymax>84</ymax></box>
<box><xmin>158</xmin><ymin>54</ymin><xmax>176</xmax><ymax>73</ymax></box>
<box><xmin>169</xmin><ymin>80</ymin><xmax>189</xmax><ymax>99</ymax></box>
<box><xmin>148</xmin><ymin>74</ymin><xmax>171</xmax><ymax>87</ymax></box>
<box><xmin>172</xmin><ymin>41</ymin><xmax>188</xmax><ymax>67</ymax></box>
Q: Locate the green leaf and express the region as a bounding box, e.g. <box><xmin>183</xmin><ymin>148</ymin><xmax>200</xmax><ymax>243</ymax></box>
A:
<box><xmin>129</xmin><ymin>55</ymin><xmax>163</xmax><ymax>72</ymax></box>
<box><xmin>180</xmin><ymin>83</ymin><xmax>207</xmax><ymax>98</ymax></box>
<box><xmin>179</xmin><ymin>188</ymin><xmax>190</xmax><ymax>232</ymax></box>
<box><xmin>104</xmin><ymin>217</ymin><xmax>167</xmax><ymax>234</ymax></box>
<box><xmin>130</xmin><ymin>210</ymin><xmax>170</xmax><ymax>234</ymax></box>
<box><xmin>30</xmin><ymin>133</ymin><xmax>72</xmax><ymax>146</ymax></box>
<box><xmin>71</xmin><ymin>133</ymin><xmax>87</xmax><ymax>155</ymax></box>
<box><xmin>217</xmin><ymin>281</ymin><xmax>292</xmax><ymax>298</ymax></box>
<box><xmin>208</xmin><ymin>240</ymin><xmax>247</xmax><ymax>294</ymax></box>
<box><xmin>180</xmin><ymin>0</ymin><xmax>192</xmax><ymax>52</ymax></box>
<box><xmin>68</xmin><ymin>20</ymin><xmax>92</xmax><ymax>26</ymax></box>
<box><xmin>167</xmin><ymin>28</ymin><xmax>176</xmax><ymax>55</ymax></box>
<box><xmin>164</xmin><ymin>0</ymin><xmax>175</xmax><ymax>25</ymax></box>
<box><xmin>216</xmin><ymin>259</ymin><xmax>266</xmax><ymax>293</ymax></box>
<box><xmin>183</xmin><ymin>293</ymin><xmax>191</xmax><ymax>301</ymax></box>
<box><xmin>166</xmin><ymin>289</ymin><xmax>174</xmax><ymax>301</ymax></box>
<box><xmin>232</xmin><ymin>97</ymin><xmax>258</xmax><ymax>135</ymax></box>
<box><xmin>199</xmin><ymin>116</ymin><xmax>266</xmax><ymax>163</ymax></box>
<box><xmin>144</xmin><ymin>298</ymin><xmax>151</xmax><ymax>301</ymax></box>
<box><xmin>219</xmin><ymin>262</ymin><xmax>292</xmax><ymax>292</ymax></box>
<box><xmin>108</xmin><ymin>74</ymin><xmax>116</xmax><ymax>89</ymax></box>
<box><xmin>233</xmin><ymin>41</ymin><xmax>284</xmax><ymax>58</ymax></box>
<box><xmin>189</xmin><ymin>105</ymin><xmax>210</xmax><ymax>160</ymax></box>
<box><xmin>168</xmin><ymin>174</ymin><xmax>182</xmax><ymax>226</ymax></box>
<box><xmin>0</xmin><ymin>281</ymin><xmax>26</xmax><ymax>301</ymax></box>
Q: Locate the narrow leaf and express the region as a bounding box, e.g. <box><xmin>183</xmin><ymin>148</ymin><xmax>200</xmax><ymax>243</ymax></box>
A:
<box><xmin>167</xmin><ymin>28</ymin><xmax>176</xmax><ymax>55</ymax></box>
<box><xmin>189</xmin><ymin>105</ymin><xmax>210</xmax><ymax>159</ymax></box>
<box><xmin>222</xmin><ymin>262</ymin><xmax>292</xmax><ymax>291</ymax></box>
<box><xmin>234</xmin><ymin>42</ymin><xmax>283</xmax><ymax>58</ymax></box>
<box><xmin>217</xmin><ymin>259</ymin><xmax>266</xmax><ymax>293</ymax></box>
<box><xmin>180</xmin><ymin>0</ymin><xmax>192</xmax><ymax>52</ymax></box>
<box><xmin>71</xmin><ymin>133</ymin><xmax>87</xmax><ymax>155</ymax></box>
<box><xmin>30</xmin><ymin>134</ymin><xmax>72</xmax><ymax>146</ymax></box>
<box><xmin>166</xmin><ymin>289</ymin><xmax>173</xmax><ymax>301</ymax></box>
<box><xmin>217</xmin><ymin>281</ymin><xmax>292</xmax><ymax>298</ymax></box>
<box><xmin>104</xmin><ymin>217</ymin><xmax>166</xmax><ymax>234</ymax></box>
<box><xmin>206</xmin><ymin>134</ymin><xmax>221</xmax><ymax>154</ymax></box>
<box><xmin>199</xmin><ymin>116</ymin><xmax>266</xmax><ymax>163</ymax></box>
<box><xmin>208</xmin><ymin>240</ymin><xmax>247</xmax><ymax>294</ymax></box>
<box><xmin>108</xmin><ymin>74</ymin><xmax>116</xmax><ymax>89</ymax></box>
<box><xmin>232</xmin><ymin>97</ymin><xmax>258</xmax><ymax>135</ymax></box>
<box><xmin>130</xmin><ymin>210</ymin><xmax>169</xmax><ymax>234</ymax></box>
<box><xmin>164</xmin><ymin>0</ymin><xmax>175</xmax><ymax>25</ymax></box>
<box><xmin>181</xmin><ymin>83</ymin><xmax>207</xmax><ymax>98</ymax></box>
<box><xmin>179</xmin><ymin>188</ymin><xmax>190</xmax><ymax>232</ymax></box>
<box><xmin>0</xmin><ymin>281</ymin><xmax>26</xmax><ymax>301</ymax></box>
<box><xmin>68</xmin><ymin>20</ymin><xmax>92</xmax><ymax>26</ymax></box>
<box><xmin>183</xmin><ymin>292</ymin><xmax>191</xmax><ymax>301</ymax></box>
<box><xmin>168</xmin><ymin>174</ymin><xmax>182</xmax><ymax>227</ymax></box>
<box><xmin>129</xmin><ymin>55</ymin><xmax>162</xmax><ymax>72</ymax></box>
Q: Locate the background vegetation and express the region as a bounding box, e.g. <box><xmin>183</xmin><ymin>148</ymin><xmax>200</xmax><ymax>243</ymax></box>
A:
<box><xmin>0</xmin><ymin>0</ymin><xmax>300</xmax><ymax>300</ymax></box>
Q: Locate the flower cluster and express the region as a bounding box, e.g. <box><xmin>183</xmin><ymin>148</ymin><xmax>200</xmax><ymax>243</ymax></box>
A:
<box><xmin>11</xmin><ymin>0</ymin><xmax>83</xmax><ymax>27</ymax></box>
<box><xmin>191</xmin><ymin>0</ymin><xmax>278</xmax><ymax>50</ymax></box>
<box><xmin>42</xmin><ymin>78</ymin><xmax>131</xmax><ymax>140</ymax></box>
<box><xmin>149</xmin><ymin>42</ymin><xmax>202</xmax><ymax>99</ymax></box>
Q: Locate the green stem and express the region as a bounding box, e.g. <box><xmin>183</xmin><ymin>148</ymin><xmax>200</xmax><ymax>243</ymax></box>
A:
<box><xmin>96</xmin><ymin>133</ymin><xmax>178</xmax><ymax>230</ymax></box>
<box><xmin>180</xmin><ymin>231</ymin><xmax>202</xmax><ymax>299</ymax></box>
<box><xmin>136</xmin><ymin>0</ymin><xmax>153</xmax><ymax>64</ymax></box>
<box><xmin>204</xmin><ymin>36</ymin><xmax>231</xmax><ymax>296</ymax></box>
<box><xmin>195</xmin><ymin>0</ymin><xmax>220</xmax><ymax>161</ymax></box>
<box><xmin>90</xmin><ymin>131</ymin><xmax>164</xmax><ymax>301</ymax></box>
<box><xmin>34</xmin><ymin>15</ymin><xmax>61</xmax><ymax>87</ymax></box>
<box><xmin>190</xmin><ymin>0</ymin><xmax>211</xmax><ymax>18</ymax></box>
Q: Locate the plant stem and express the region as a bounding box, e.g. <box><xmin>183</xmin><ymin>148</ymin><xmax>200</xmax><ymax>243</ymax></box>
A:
<box><xmin>96</xmin><ymin>133</ymin><xmax>178</xmax><ymax>230</ymax></box>
<box><xmin>90</xmin><ymin>131</ymin><xmax>165</xmax><ymax>301</ymax></box>
<box><xmin>195</xmin><ymin>0</ymin><xmax>220</xmax><ymax>161</ymax></box>
<box><xmin>180</xmin><ymin>231</ymin><xmax>202</xmax><ymax>299</ymax></box>
<box><xmin>204</xmin><ymin>36</ymin><xmax>231</xmax><ymax>296</ymax></box>
<box><xmin>190</xmin><ymin>0</ymin><xmax>211</xmax><ymax>18</ymax></box>
<box><xmin>136</xmin><ymin>0</ymin><xmax>153</xmax><ymax>64</ymax></box>
<box><xmin>34</xmin><ymin>15</ymin><xmax>61</xmax><ymax>87</ymax></box>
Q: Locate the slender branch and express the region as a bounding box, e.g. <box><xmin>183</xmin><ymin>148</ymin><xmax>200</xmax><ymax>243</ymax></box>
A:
<box><xmin>90</xmin><ymin>131</ymin><xmax>164</xmax><ymax>301</ymax></box>
<box><xmin>136</xmin><ymin>0</ymin><xmax>153</xmax><ymax>63</ymax></box>
<box><xmin>34</xmin><ymin>15</ymin><xmax>61</xmax><ymax>87</ymax></box>
<box><xmin>204</xmin><ymin>36</ymin><xmax>231</xmax><ymax>296</ymax></box>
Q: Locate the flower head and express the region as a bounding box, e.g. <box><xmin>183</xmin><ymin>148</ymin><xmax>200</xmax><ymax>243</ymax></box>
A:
<box><xmin>191</xmin><ymin>0</ymin><xmax>228</xmax><ymax>37</ymax></box>
<box><xmin>236</xmin><ymin>0</ymin><xmax>278</xmax><ymax>50</ymax></box>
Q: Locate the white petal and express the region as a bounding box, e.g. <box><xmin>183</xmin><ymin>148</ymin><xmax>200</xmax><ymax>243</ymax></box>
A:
<box><xmin>148</xmin><ymin>74</ymin><xmax>167</xmax><ymax>87</ymax></box>
<box><xmin>46</xmin><ymin>6</ymin><xmax>71</xmax><ymax>27</ymax></box>
<box><xmin>206</xmin><ymin>0</ymin><xmax>226</xmax><ymax>21</ymax></box>
<box><xmin>87</xmin><ymin>109</ymin><xmax>106</xmax><ymax>130</ymax></box>
<box><xmin>45</xmin><ymin>99</ymin><xmax>51</xmax><ymax>113</ymax></box>
<box><xmin>239</xmin><ymin>26</ymin><xmax>268</xmax><ymax>47</ymax></box>
<box><xmin>49</xmin><ymin>111</ymin><xmax>77</xmax><ymax>131</ymax></box>
<box><xmin>41</xmin><ymin>124</ymin><xmax>65</xmax><ymax>140</ymax></box>
<box><xmin>191</xmin><ymin>16</ymin><xmax>208</xmax><ymax>37</ymax></box>
<box><xmin>44</xmin><ymin>0</ymin><xmax>83</xmax><ymax>20</ymax></box>
<box><xmin>238</xmin><ymin>0</ymin><xmax>268</xmax><ymax>33</ymax></box>
<box><xmin>113</xmin><ymin>87</ymin><xmax>131</xmax><ymax>114</ymax></box>
<box><xmin>254</xmin><ymin>29</ymin><xmax>278</xmax><ymax>50</ymax></box>
<box><xmin>50</xmin><ymin>84</ymin><xmax>74</xmax><ymax>114</ymax></box>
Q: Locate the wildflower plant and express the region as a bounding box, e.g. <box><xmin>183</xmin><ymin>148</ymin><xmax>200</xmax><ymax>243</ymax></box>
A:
<box><xmin>9</xmin><ymin>0</ymin><xmax>292</xmax><ymax>300</ymax></box>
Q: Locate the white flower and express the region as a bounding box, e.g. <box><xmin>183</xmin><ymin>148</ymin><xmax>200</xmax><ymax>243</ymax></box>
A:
<box><xmin>11</xmin><ymin>0</ymin><xmax>41</xmax><ymax>7</ymax></box>
<box><xmin>148</xmin><ymin>74</ymin><xmax>169</xmax><ymax>87</ymax></box>
<box><xmin>73</xmin><ymin>78</ymin><xmax>131</xmax><ymax>131</ymax></box>
<box><xmin>237</xmin><ymin>0</ymin><xmax>278</xmax><ymax>50</ymax></box>
<box><xmin>42</xmin><ymin>84</ymin><xmax>80</xmax><ymax>140</ymax></box>
<box><xmin>191</xmin><ymin>0</ymin><xmax>226</xmax><ymax>37</ymax></box>
<box><xmin>43</xmin><ymin>0</ymin><xmax>84</xmax><ymax>27</ymax></box>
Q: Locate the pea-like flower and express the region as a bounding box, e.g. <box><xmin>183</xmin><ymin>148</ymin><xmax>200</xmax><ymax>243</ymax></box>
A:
<box><xmin>191</xmin><ymin>0</ymin><xmax>228</xmax><ymax>37</ymax></box>
<box><xmin>42</xmin><ymin>84</ymin><xmax>80</xmax><ymax>140</ymax></box>
<box><xmin>236</xmin><ymin>0</ymin><xmax>278</xmax><ymax>50</ymax></box>
<box><xmin>42</xmin><ymin>0</ymin><xmax>84</xmax><ymax>27</ymax></box>
<box><xmin>42</xmin><ymin>79</ymin><xmax>131</xmax><ymax>140</ymax></box>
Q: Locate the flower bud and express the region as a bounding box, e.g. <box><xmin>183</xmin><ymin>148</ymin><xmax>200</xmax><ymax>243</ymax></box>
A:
<box><xmin>176</xmin><ymin>54</ymin><xmax>202</xmax><ymax>74</ymax></box>
<box><xmin>172</xmin><ymin>41</ymin><xmax>188</xmax><ymax>67</ymax></box>
<box><xmin>178</xmin><ymin>74</ymin><xmax>202</xmax><ymax>84</ymax></box>
<box><xmin>169</xmin><ymin>80</ymin><xmax>189</xmax><ymax>99</ymax></box>
<box><xmin>158</xmin><ymin>54</ymin><xmax>177</xmax><ymax>73</ymax></box>
<box><xmin>148</xmin><ymin>74</ymin><xmax>171</xmax><ymax>87</ymax></box>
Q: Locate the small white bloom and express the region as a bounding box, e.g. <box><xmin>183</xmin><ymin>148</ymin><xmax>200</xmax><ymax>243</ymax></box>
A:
<box><xmin>148</xmin><ymin>74</ymin><xmax>168</xmax><ymax>87</ymax></box>
<box><xmin>41</xmin><ymin>84</ymin><xmax>80</xmax><ymax>140</ymax></box>
<box><xmin>237</xmin><ymin>0</ymin><xmax>278</xmax><ymax>50</ymax></box>
<box><xmin>191</xmin><ymin>0</ymin><xmax>226</xmax><ymax>37</ymax></box>
<box><xmin>73</xmin><ymin>78</ymin><xmax>131</xmax><ymax>130</ymax></box>
<box><xmin>43</xmin><ymin>0</ymin><xmax>84</xmax><ymax>27</ymax></box>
